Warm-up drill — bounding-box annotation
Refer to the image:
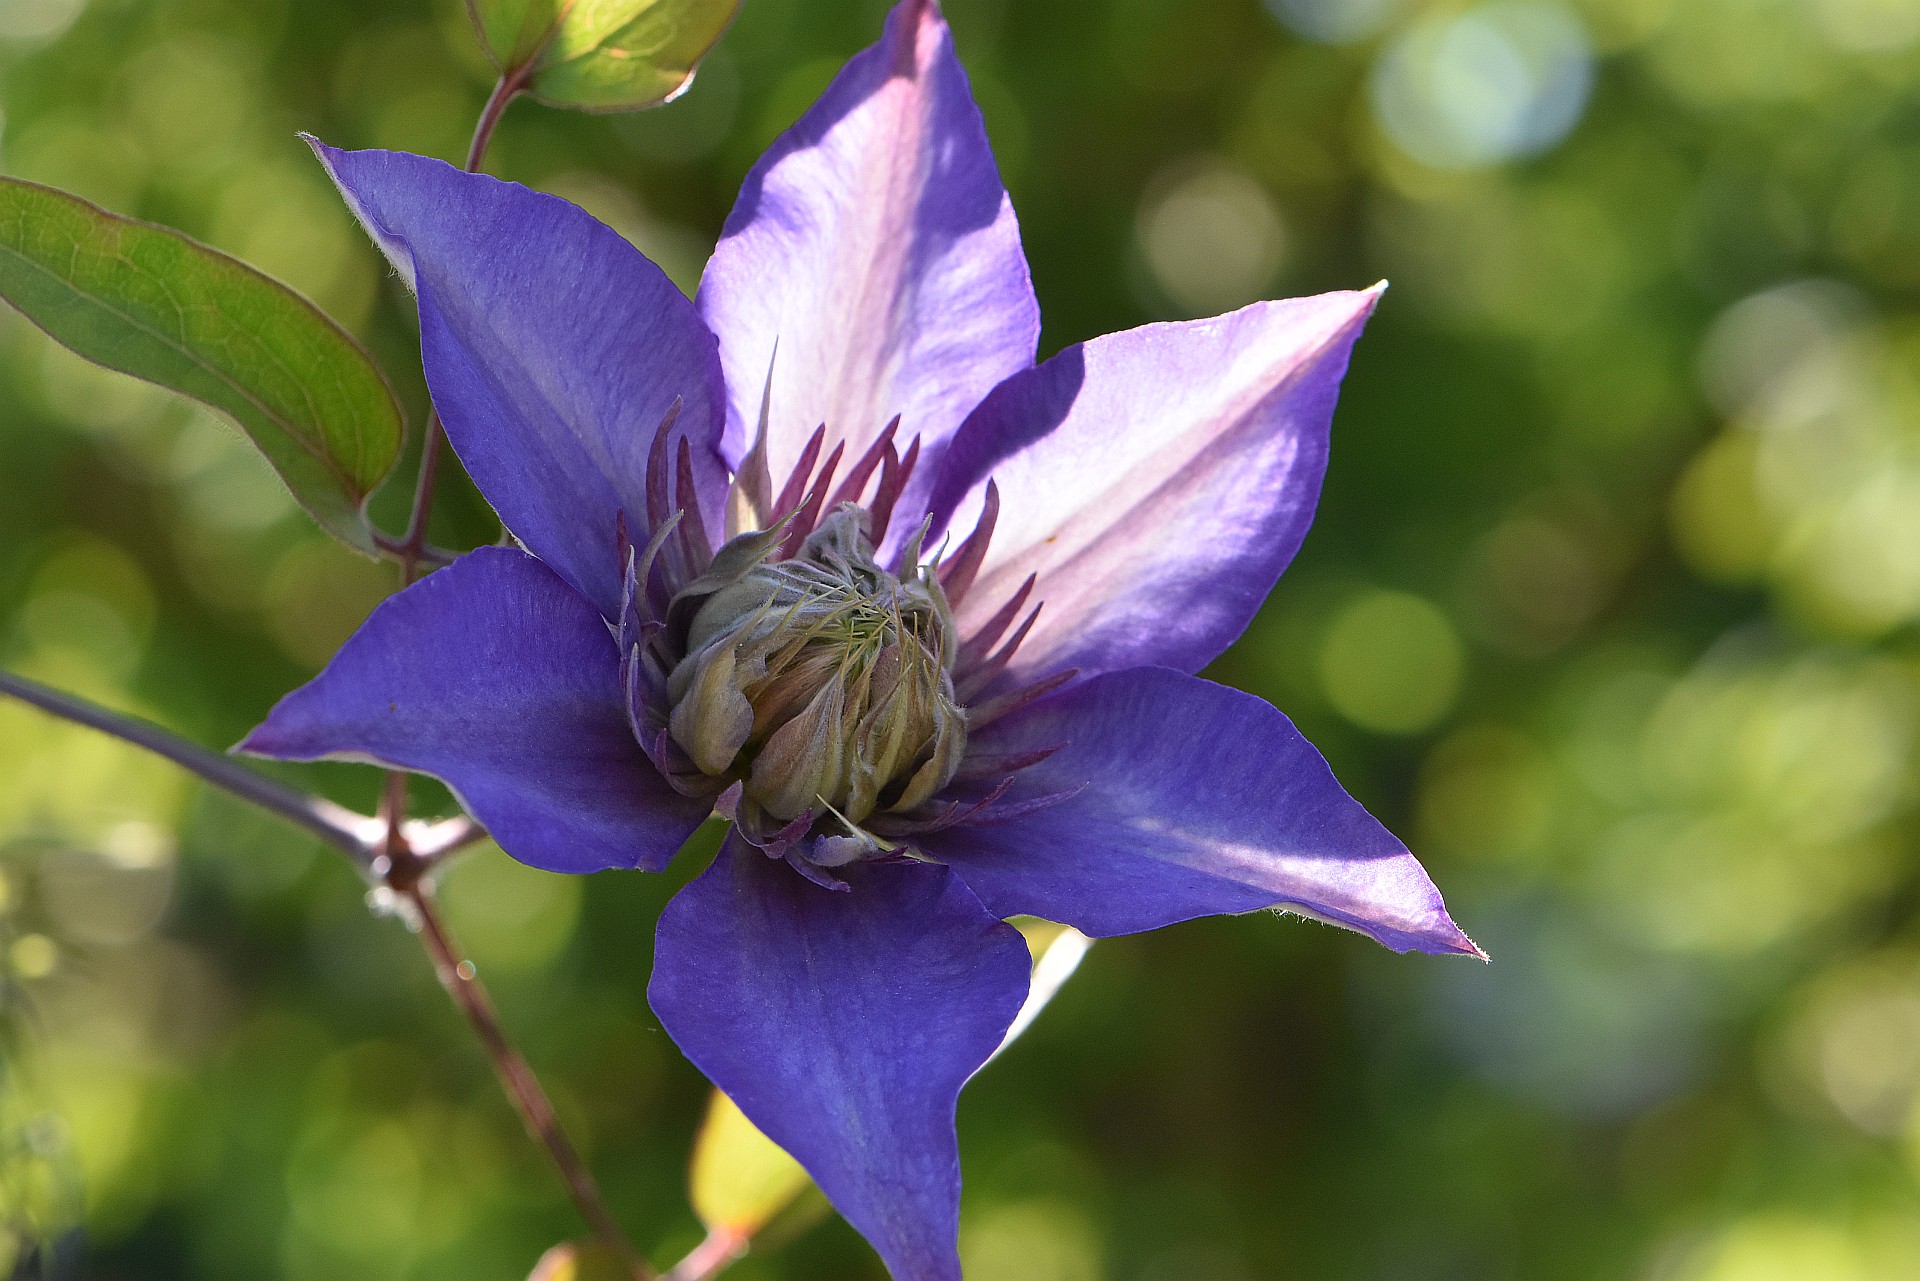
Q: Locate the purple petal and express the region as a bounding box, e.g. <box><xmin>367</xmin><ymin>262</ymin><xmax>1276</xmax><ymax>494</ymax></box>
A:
<box><xmin>650</xmin><ymin>835</ymin><xmax>1031</xmax><ymax>1281</ymax></box>
<box><xmin>929</xmin><ymin>289</ymin><xmax>1381</xmax><ymax>689</ymax></box>
<box><xmin>312</xmin><ymin>141</ymin><xmax>728</xmax><ymax>618</ymax></box>
<box><xmin>921</xmin><ymin>667</ymin><xmax>1480</xmax><ymax>956</ymax></box>
<box><xmin>696</xmin><ymin>0</ymin><xmax>1038</xmax><ymax>532</ymax></box>
<box><xmin>240</xmin><ymin>547</ymin><xmax>708</xmax><ymax>874</ymax></box>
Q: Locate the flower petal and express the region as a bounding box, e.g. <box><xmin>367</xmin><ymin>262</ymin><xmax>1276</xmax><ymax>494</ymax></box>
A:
<box><xmin>312</xmin><ymin>141</ymin><xmax>727</xmax><ymax>618</ymax></box>
<box><xmin>240</xmin><ymin>547</ymin><xmax>708</xmax><ymax>874</ymax></box>
<box><xmin>922</xmin><ymin>667</ymin><xmax>1480</xmax><ymax>956</ymax></box>
<box><xmin>929</xmin><ymin>289</ymin><xmax>1380</xmax><ymax>688</ymax></box>
<box><xmin>696</xmin><ymin>0</ymin><xmax>1038</xmax><ymax>529</ymax></box>
<box><xmin>649</xmin><ymin>834</ymin><xmax>1031</xmax><ymax>1281</ymax></box>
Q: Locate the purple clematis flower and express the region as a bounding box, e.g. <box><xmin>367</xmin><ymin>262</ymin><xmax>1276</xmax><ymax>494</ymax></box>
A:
<box><xmin>243</xmin><ymin>1</ymin><xmax>1479</xmax><ymax>1275</ymax></box>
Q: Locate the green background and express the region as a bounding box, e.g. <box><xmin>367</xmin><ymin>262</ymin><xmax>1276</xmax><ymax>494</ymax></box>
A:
<box><xmin>4</xmin><ymin>0</ymin><xmax>1919</xmax><ymax>1277</ymax></box>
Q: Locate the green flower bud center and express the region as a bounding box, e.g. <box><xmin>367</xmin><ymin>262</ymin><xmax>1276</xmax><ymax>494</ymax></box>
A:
<box><xmin>665</xmin><ymin>507</ymin><xmax>966</xmax><ymax>827</ymax></box>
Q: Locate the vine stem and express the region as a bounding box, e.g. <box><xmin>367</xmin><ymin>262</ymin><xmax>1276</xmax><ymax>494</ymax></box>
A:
<box><xmin>467</xmin><ymin>67</ymin><xmax>528</xmax><ymax>174</ymax></box>
<box><xmin>0</xmin><ymin>670</ymin><xmax>649</xmax><ymax>1275</ymax></box>
<box><xmin>0</xmin><ymin>669</ymin><xmax>484</xmax><ymax>877</ymax></box>
<box><xmin>404</xmin><ymin>882</ymin><xmax>656</xmax><ymax>1281</ymax></box>
<box><xmin>393</xmin><ymin>411</ymin><xmax>447</xmax><ymax>587</ymax></box>
<box><xmin>0</xmin><ymin>669</ymin><xmax>379</xmax><ymax>864</ymax></box>
<box><xmin>385</xmin><ymin>68</ymin><xmax>531</xmax><ymax>586</ymax></box>
<box><xmin>368</xmin><ymin>66</ymin><xmax>657</xmax><ymax>1281</ymax></box>
<box><xmin>663</xmin><ymin>1229</ymin><xmax>747</xmax><ymax>1281</ymax></box>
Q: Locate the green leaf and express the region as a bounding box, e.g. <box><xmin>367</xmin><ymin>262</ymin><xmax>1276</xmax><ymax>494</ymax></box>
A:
<box><xmin>995</xmin><ymin>920</ymin><xmax>1093</xmax><ymax>1061</ymax></box>
<box><xmin>688</xmin><ymin>1088</ymin><xmax>814</xmax><ymax>1239</ymax></box>
<box><xmin>468</xmin><ymin>0</ymin><xmax>741</xmax><ymax>112</ymax></box>
<box><xmin>0</xmin><ymin>178</ymin><xmax>404</xmax><ymax>554</ymax></box>
<box><xmin>471</xmin><ymin>0</ymin><xmax>566</xmax><ymax>71</ymax></box>
<box><xmin>525</xmin><ymin>1242</ymin><xmax>628</xmax><ymax>1281</ymax></box>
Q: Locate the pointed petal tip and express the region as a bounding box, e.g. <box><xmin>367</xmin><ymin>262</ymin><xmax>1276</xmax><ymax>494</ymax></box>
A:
<box><xmin>299</xmin><ymin>132</ymin><xmax>343</xmax><ymax>171</ymax></box>
<box><xmin>1301</xmin><ymin>282</ymin><xmax>1385</xmax><ymax>358</ymax></box>
<box><xmin>1444</xmin><ymin>924</ymin><xmax>1490</xmax><ymax>963</ymax></box>
<box><xmin>1337</xmin><ymin>280</ymin><xmax>1387</xmax><ymax>324</ymax></box>
<box><xmin>880</xmin><ymin>0</ymin><xmax>951</xmax><ymax>77</ymax></box>
<box><xmin>1416</xmin><ymin>910</ymin><xmax>1486</xmax><ymax>961</ymax></box>
<box><xmin>230</xmin><ymin>726</ymin><xmax>271</xmax><ymax>758</ymax></box>
<box><xmin>1368</xmin><ymin>893</ymin><xmax>1481</xmax><ymax>960</ymax></box>
<box><xmin>1285</xmin><ymin>899</ymin><xmax>1484</xmax><ymax>961</ymax></box>
<box><xmin>232</xmin><ymin>710</ymin><xmax>302</xmax><ymax>761</ymax></box>
<box><xmin>898</xmin><ymin>0</ymin><xmax>947</xmax><ymax>30</ymax></box>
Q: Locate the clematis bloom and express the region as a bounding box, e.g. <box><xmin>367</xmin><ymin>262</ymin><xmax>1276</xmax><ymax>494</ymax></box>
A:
<box><xmin>243</xmin><ymin>1</ymin><xmax>1479</xmax><ymax>1276</ymax></box>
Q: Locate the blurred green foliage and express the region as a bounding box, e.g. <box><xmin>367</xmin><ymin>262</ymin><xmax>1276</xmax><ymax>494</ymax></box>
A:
<box><xmin>3</xmin><ymin>0</ymin><xmax>1920</xmax><ymax>1278</ymax></box>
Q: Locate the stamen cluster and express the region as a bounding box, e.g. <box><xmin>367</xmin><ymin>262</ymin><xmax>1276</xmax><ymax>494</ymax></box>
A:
<box><xmin>617</xmin><ymin>404</ymin><xmax>1079</xmax><ymax>874</ymax></box>
<box><xmin>668</xmin><ymin>505</ymin><xmax>966</xmax><ymax>828</ymax></box>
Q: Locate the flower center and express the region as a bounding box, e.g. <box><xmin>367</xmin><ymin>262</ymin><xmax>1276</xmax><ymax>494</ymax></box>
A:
<box><xmin>664</xmin><ymin>505</ymin><xmax>967</xmax><ymax>827</ymax></box>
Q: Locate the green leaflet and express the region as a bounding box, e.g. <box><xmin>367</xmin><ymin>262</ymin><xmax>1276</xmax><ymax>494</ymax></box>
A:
<box><xmin>468</xmin><ymin>0</ymin><xmax>740</xmax><ymax>112</ymax></box>
<box><xmin>688</xmin><ymin>1088</ymin><xmax>816</xmax><ymax>1240</ymax></box>
<box><xmin>0</xmin><ymin>178</ymin><xmax>404</xmax><ymax>554</ymax></box>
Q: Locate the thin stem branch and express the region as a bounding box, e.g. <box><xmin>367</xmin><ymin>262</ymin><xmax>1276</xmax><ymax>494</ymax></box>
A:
<box><xmin>405</xmin><ymin>886</ymin><xmax>656</xmax><ymax>1281</ymax></box>
<box><xmin>372</xmin><ymin>532</ymin><xmax>457</xmax><ymax>570</ymax></box>
<box><xmin>664</xmin><ymin>1230</ymin><xmax>747</xmax><ymax>1281</ymax></box>
<box><xmin>0</xmin><ymin>675</ymin><xmax>624</xmax><ymax>1263</ymax></box>
<box><xmin>384</xmin><ymin>69</ymin><xmax>525</xmax><ymax>587</ymax></box>
<box><xmin>379</xmin><ymin>768</ymin><xmax>410</xmax><ymax>834</ymax></box>
<box><xmin>0</xmin><ymin>669</ymin><xmax>377</xmax><ymax>865</ymax></box>
<box><xmin>409</xmin><ymin>814</ymin><xmax>488</xmax><ymax>863</ymax></box>
<box><xmin>354</xmin><ymin>66</ymin><xmax>653</xmax><ymax>1277</ymax></box>
<box><xmin>393</xmin><ymin>411</ymin><xmax>447</xmax><ymax>587</ymax></box>
<box><xmin>467</xmin><ymin>69</ymin><xmax>526</xmax><ymax>174</ymax></box>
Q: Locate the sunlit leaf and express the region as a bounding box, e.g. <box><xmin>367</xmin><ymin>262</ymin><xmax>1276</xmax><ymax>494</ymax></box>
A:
<box><xmin>468</xmin><ymin>0</ymin><xmax>741</xmax><ymax>112</ymax></box>
<box><xmin>993</xmin><ymin>918</ymin><xmax>1093</xmax><ymax>1062</ymax></box>
<box><xmin>1014</xmin><ymin>916</ymin><xmax>1071</xmax><ymax>954</ymax></box>
<box><xmin>470</xmin><ymin>0</ymin><xmax>566</xmax><ymax>72</ymax></box>
<box><xmin>0</xmin><ymin>178</ymin><xmax>404</xmax><ymax>554</ymax></box>
<box><xmin>688</xmin><ymin>1088</ymin><xmax>812</xmax><ymax>1239</ymax></box>
<box><xmin>525</xmin><ymin>1242</ymin><xmax>628</xmax><ymax>1281</ymax></box>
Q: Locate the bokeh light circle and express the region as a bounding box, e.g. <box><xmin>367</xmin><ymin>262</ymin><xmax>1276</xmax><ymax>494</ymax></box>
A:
<box><xmin>1136</xmin><ymin>160</ymin><xmax>1287</xmax><ymax>316</ymax></box>
<box><xmin>1265</xmin><ymin>0</ymin><xmax>1405</xmax><ymax>45</ymax></box>
<box><xmin>1319</xmin><ymin>590</ymin><xmax>1464</xmax><ymax>734</ymax></box>
<box><xmin>1370</xmin><ymin>1</ymin><xmax>1594</xmax><ymax>169</ymax></box>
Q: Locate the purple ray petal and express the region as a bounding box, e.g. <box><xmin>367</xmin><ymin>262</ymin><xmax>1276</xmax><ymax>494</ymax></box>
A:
<box><xmin>928</xmin><ymin>289</ymin><xmax>1382</xmax><ymax>690</ymax></box>
<box><xmin>240</xmin><ymin>547</ymin><xmax>709</xmax><ymax>874</ymax></box>
<box><xmin>311</xmin><ymin>141</ymin><xmax>728</xmax><ymax>618</ymax></box>
<box><xmin>650</xmin><ymin>835</ymin><xmax>1031</xmax><ymax>1281</ymax></box>
<box><xmin>921</xmin><ymin>667</ymin><xmax>1481</xmax><ymax>956</ymax></box>
<box><xmin>697</xmin><ymin>0</ymin><xmax>1039</xmax><ymax>540</ymax></box>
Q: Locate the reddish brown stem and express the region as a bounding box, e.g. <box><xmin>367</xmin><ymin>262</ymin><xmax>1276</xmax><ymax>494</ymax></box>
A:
<box><xmin>0</xmin><ymin>669</ymin><xmax>378</xmax><ymax>864</ymax></box>
<box><xmin>663</xmin><ymin>1229</ymin><xmax>748</xmax><ymax>1281</ymax></box>
<box><xmin>467</xmin><ymin>68</ymin><xmax>527</xmax><ymax>174</ymax></box>
<box><xmin>406</xmin><ymin>884</ymin><xmax>656</xmax><ymax>1281</ymax></box>
<box><xmin>391</xmin><ymin>68</ymin><xmax>525</xmax><ymax>588</ymax></box>
<box><xmin>393</xmin><ymin>411</ymin><xmax>447</xmax><ymax>588</ymax></box>
<box><xmin>371</xmin><ymin>68</ymin><xmax>653</xmax><ymax>1279</ymax></box>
